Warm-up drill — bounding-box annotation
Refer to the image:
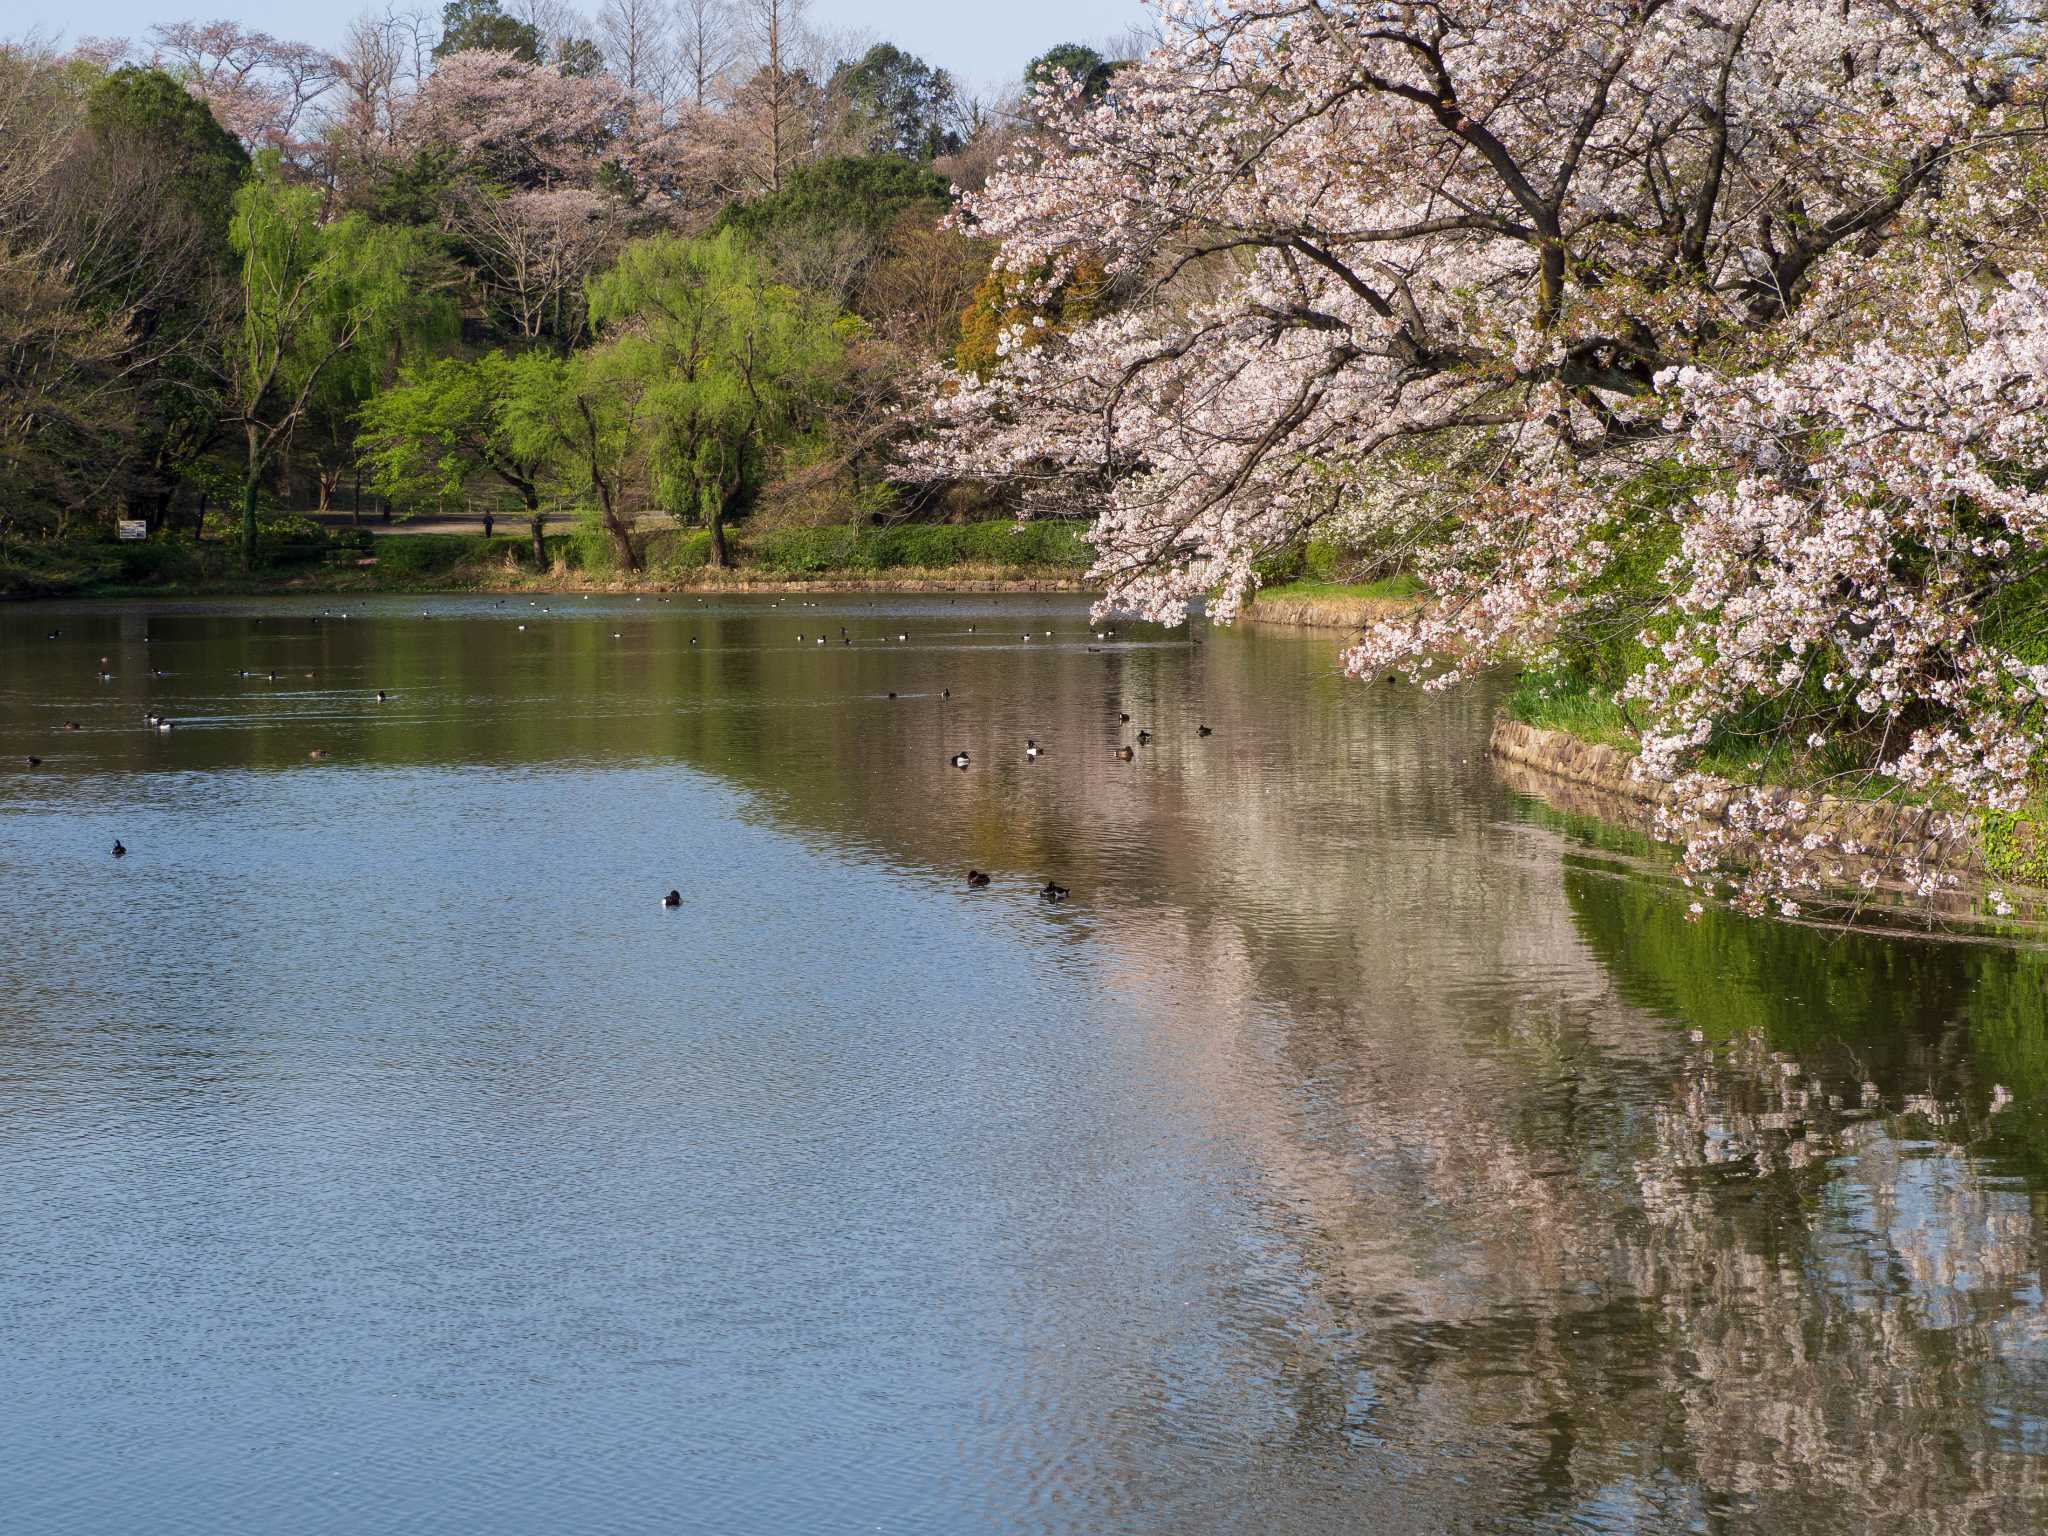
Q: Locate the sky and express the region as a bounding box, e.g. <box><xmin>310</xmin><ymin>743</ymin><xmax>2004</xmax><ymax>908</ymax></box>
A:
<box><xmin>20</xmin><ymin>0</ymin><xmax>1150</xmax><ymax>96</ymax></box>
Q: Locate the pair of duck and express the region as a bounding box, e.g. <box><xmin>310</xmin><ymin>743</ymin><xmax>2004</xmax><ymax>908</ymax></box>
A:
<box><xmin>964</xmin><ymin>871</ymin><xmax>1069</xmax><ymax>902</ymax></box>
<box><xmin>950</xmin><ymin>738</ymin><xmax>1039</xmax><ymax>770</ymax></box>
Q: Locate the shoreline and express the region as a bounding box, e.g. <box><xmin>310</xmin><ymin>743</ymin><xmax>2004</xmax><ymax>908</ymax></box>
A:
<box><xmin>1239</xmin><ymin>585</ymin><xmax>1420</xmax><ymax>630</ymax></box>
<box><xmin>1489</xmin><ymin>718</ymin><xmax>2047</xmax><ymax>931</ymax></box>
<box><xmin>4</xmin><ymin>564</ymin><xmax>1099</xmax><ymax>603</ymax></box>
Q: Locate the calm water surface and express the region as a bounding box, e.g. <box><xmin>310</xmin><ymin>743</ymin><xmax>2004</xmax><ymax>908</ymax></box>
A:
<box><xmin>3</xmin><ymin>593</ymin><xmax>2046</xmax><ymax>1534</ymax></box>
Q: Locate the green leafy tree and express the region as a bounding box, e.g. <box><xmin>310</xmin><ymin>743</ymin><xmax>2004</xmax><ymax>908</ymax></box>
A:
<box><xmin>358</xmin><ymin>352</ymin><xmax>558</xmax><ymax>562</ymax></box>
<box><xmin>226</xmin><ymin>154</ymin><xmax>446</xmax><ymax>564</ymax></box>
<box><xmin>553</xmin><ymin>37</ymin><xmax>604</xmax><ymax>78</ymax></box>
<box><xmin>713</xmin><ymin>156</ymin><xmax>951</xmax><ymax>309</ymax></box>
<box><xmin>585</xmin><ymin>230</ymin><xmax>850</xmax><ymax>567</ymax></box>
<box><xmin>830</xmin><ymin>44</ymin><xmax>960</xmax><ymax>161</ymax></box>
<box><xmin>73</xmin><ymin>67</ymin><xmax>250</xmax><ymax>527</ymax></box>
<box><xmin>434</xmin><ymin>0</ymin><xmax>542</xmax><ymax>60</ymax></box>
<box><xmin>497</xmin><ymin>347</ymin><xmax>650</xmax><ymax>570</ymax></box>
<box><xmin>717</xmin><ymin>156</ymin><xmax>951</xmax><ymax>246</ymax></box>
<box><xmin>1024</xmin><ymin>43</ymin><xmax>1113</xmax><ymax>104</ymax></box>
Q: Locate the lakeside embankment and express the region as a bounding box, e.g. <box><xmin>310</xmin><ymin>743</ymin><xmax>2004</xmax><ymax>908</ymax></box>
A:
<box><xmin>1491</xmin><ymin>717</ymin><xmax>2048</xmax><ymax>928</ymax></box>
<box><xmin>0</xmin><ymin>522</ymin><xmax>1096</xmax><ymax>601</ymax></box>
<box><xmin>1239</xmin><ymin>577</ymin><xmax>1423</xmax><ymax>629</ymax></box>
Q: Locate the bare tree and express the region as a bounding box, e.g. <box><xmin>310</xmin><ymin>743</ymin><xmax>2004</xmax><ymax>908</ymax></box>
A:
<box><xmin>146</xmin><ymin>21</ymin><xmax>340</xmax><ymax>153</ymax></box>
<box><xmin>506</xmin><ymin>0</ymin><xmax>592</xmax><ymax>63</ymax></box>
<box><xmin>596</xmin><ymin>0</ymin><xmax>672</xmax><ymax>98</ymax></box>
<box><xmin>730</xmin><ymin>0</ymin><xmax>814</xmax><ymax>191</ymax></box>
<box><xmin>337</xmin><ymin>12</ymin><xmax>408</xmax><ymax>155</ymax></box>
<box><xmin>672</xmin><ymin>0</ymin><xmax>735</xmax><ymax>108</ymax></box>
<box><xmin>449</xmin><ymin>183</ymin><xmax>625</xmax><ymax>344</ymax></box>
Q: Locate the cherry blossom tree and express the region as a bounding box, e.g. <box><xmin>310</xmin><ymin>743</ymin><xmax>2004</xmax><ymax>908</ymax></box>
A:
<box><xmin>404</xmin><ymin>47</ymin><xmax>727</xmax><ymax>214</ymax></box>
<box><xmin>449</xmin><ymin>183</ymin><xmax>625</xmax><ymax>342</ymax></box>
<box><xmin>146</xmin><ymin>21</ymin><xmax>341</xmax><ymax>154</ymax></box>
<box><xmin>911</xmin><ymin>0</ymin><xmax>2048</xmax><ymax>914</ymax></box>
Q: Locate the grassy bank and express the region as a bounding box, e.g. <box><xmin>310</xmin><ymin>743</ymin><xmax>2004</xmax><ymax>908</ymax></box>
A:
<box><xmin>1</xmin><ymin>520</ymin><xmax>1096</xmax><ymax>600</ymax></box>
<box><xmin>1243</xmin><ymin>575</ymin><xmax>1422</xmax><ymax>628</ymax></box>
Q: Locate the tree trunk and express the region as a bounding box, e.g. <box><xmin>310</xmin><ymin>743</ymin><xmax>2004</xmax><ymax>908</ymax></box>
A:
<box><xmin>605</xmin><ymin>508</ymin><xmax>642</xmax><ymax>571</ymax></box>
<box><xmin>242</xmin><ymin>424</ymin><xmax>261</xmax><ymax>566</ymax></box>
<box><xmin>351</xmin><ymin>469</ymin><xmax>362</xmax><ymax>527</ymax></box>
<box><xmin>240</xmin><ymin>474</ymin><xmax>260</xmax><ymax>571</ymax></box>
<box><xmin>708</xmin><ymin>503</ymin><xmax>730</xmax><ymax>569</ymax></box>
<box><xmin>526</xmin><ymin>497</ymin><xmax>546</xmax><ymax>567</ymax></box>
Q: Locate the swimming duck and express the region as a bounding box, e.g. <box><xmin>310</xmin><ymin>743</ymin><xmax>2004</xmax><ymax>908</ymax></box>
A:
<box><xmin>1198</xmin><ymin>725</ymin><xmax>1213</xmax><ymax>736</ymax></box>
<box><xmin>64</xmin><ymin>721</ymin><xmax>80</xmax><ymax>732</ymax></box>
<box><xmin>376</xmin><ymin>690</ymin><xmax>388</xmax><ymax>702</ymax></box>
<box><xmin>1116</xmin><ymin>745</ymin><xmax>1134</xmax><ymax>761</ymax></box>
<box><xmin>950</xmin><ymin>751</ymin><xmax>970</xmax><ymax>768</ymax></box>
<box><xmin>25</xmin><ymin>756</ymin><xmax>41</xmax><ymax>767</ymax></box>
<box><xmin>966</xmin><ymin>870</ymin><xmax>991</xmax><ymax>888</ymax></box>
<box><xmin>1118</xmin><ymin>712</ymin><xmax>1131</xmax><ymax>724</ymax></box>
<box><xmin>897</xmin><ymin>633</ymin><xmax>907</xmax><ymax>642</ymax></box>
<box><xmin>157</xmin><ymin>720</ymin><xmax>174</xmax><ymax>732</ymax></box>
<box><xmin>98</xmin><ymin>671</ymin><xmax>112</xmax><ymax>682</ymax></box>
<box><xmin>888</xmin><ymin>692</ymin><xmax>898</xmax><ymax>700</ymax></box>
<box><xmin>112</xmin><ymin>840</ymin><xmax>126</xmax><ymax>858</ymax></box>
<box><xmin>307</xmin><ymin>749</ymin><xmax>328</xmax><ymax>760</ymax></box>
<box><xmin>1040</xmin><ymin>881</ymin><xmax>1069</xmax><ymax>903</ymax></box>
<box><xmin>1025</xmin><ymin>740</ymin><xmax>1040</xmax><ymax>759</ymax></box>
<box><xmin>1136</xmin><ymin>730</ymin><xmax>1152</xmax><ymax>745</ymax></box>
<box><xmin>663</xmin><ymin>889</ymin><xmax>682</xmax><ymax>908</ymax></box>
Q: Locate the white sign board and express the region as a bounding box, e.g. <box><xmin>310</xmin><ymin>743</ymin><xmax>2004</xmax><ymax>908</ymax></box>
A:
<box><xmin>117</xmin><ymin>520</ymin><xmax>148</xmax><ymax>541</ymax></box>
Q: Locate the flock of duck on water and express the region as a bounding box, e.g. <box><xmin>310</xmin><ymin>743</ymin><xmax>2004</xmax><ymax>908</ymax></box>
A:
<box><xmin>33</xmin><ymin>599</ymin><xmax>1214</xmax><ymax>910</ymax></box>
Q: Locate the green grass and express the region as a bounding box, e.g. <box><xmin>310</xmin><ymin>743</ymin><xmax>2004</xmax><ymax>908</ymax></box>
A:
<box><xmin>1256</xmin><ymin>574</ymin><xmax>1422</xmax><ymax>602</ymax></box>
<box><xmin>1506</xmin><ymin>669</ymin><xmax>1640</xmax><ymax>750</ymax></box>
<box><xmin>1508</xmin><ymin>666</ymin><xmax>1936</xmax><ymax>798</ymax></box>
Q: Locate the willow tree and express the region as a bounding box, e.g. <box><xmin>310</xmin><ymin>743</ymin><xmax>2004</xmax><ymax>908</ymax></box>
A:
<box><xmin>586</xmin><ymin>229</ymin><xmax>847</xmax><ymax>566</ymax></box>
<box><xmin>496</xmin><ymin>346</ymin><xmax>651</xmax><ymax>569</ymax></box>
<box><xmin>226</xmin><ymin>154</ymin><xmax>443</xmax><ymax>564</ymax></box>
<box><xmin>357</xmin><ymin>351</ymin><xmax>557</xmax><ymax>562</ymax></box>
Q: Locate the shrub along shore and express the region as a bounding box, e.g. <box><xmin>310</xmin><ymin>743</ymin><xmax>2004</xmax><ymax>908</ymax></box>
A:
<box><xmin>0</xmin><ymin>520</ymin><xmax>1096</xmax><ymax>601</ymax></box>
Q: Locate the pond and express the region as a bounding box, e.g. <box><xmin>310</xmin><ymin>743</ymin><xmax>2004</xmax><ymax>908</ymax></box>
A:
<box><xmin>2</xmin><ymin>593</ymin><xmax>2045</xmax><ymax>1534</ymax></box>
